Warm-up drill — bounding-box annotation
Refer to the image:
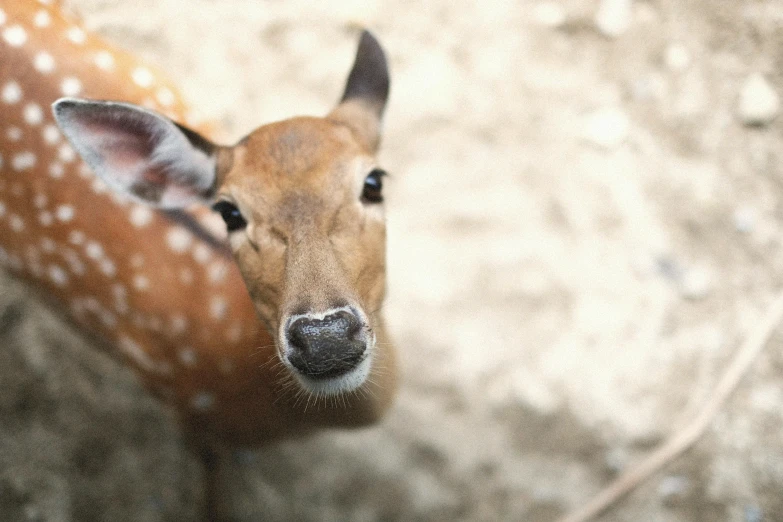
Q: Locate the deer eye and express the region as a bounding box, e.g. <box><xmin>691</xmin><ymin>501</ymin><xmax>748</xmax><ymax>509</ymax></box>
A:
<box><xmin>362</xmin><ymin>168</ymin><xmax>386</xmax><ymax>204</ymax></box>
<box><xmin>212</xmin><ymin>201</ymin><xmax>247</xmax><ymax>232</ymax></box>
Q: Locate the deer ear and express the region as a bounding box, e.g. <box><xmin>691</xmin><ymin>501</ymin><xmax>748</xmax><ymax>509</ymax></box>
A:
<box><xmin>328</xmin><ymin>30</ymin><xmax>390</xmax><ymax>152</ymax></box>
<box><xmin>53</xmin><ymin>98</ymin><xmax>218</xmax><ymax>208</ymax></box>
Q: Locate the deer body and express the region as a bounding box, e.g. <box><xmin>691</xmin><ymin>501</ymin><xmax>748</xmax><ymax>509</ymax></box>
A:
<box><xmin>0</xmin><ymin>0</ymin><xmax>396</xmax><ymax>449</ymax></box>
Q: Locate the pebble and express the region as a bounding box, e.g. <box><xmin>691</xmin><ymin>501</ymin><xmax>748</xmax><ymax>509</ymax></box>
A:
<box><xmin>532</xmin><ymin>2</ymin><xmax>566</xmax><ymax>28</ymax></box>
<box><xmin>604</xmin><ymin>447</ymin><xmax>629</xmax><ymax>473</ymax></box>
<box><xmin>581</xmin><ymin>106</ymin><xmax>630</xmax><ymax>149</ymax></box>
<box><xmin>664</xmin><ymin>43</ymin><xmax>691</xmax><ymax>72</ymax></box>
<box><xmin>657</xmin><ymin>475</ymin><xmax>690</xmax><ymax>500</ymax></box>
<box><xmin>744</xmin><ymin>505</ymin><xmax>763</xmax><ymax>522</ymax></box>
<box><xmin>595</xmin><ymin>0</ymin><xmax>633</xmax><ymax>38</ymax></box>
<box><xmin>732</xmin><ymin>206</ymin><xmax>757</xmax><ymax>234</ymax></box>
<box><xmin>738</xmin><ymin>73</ymin><xmax>779</xmax><ymax>127</ymax></box>
<box><xmin>679</xmin><ymin>266</ymin><xmax>713</xmax><ymax>300</ymax></box>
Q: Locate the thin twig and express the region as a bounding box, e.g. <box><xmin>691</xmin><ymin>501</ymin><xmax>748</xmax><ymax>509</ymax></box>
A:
<box><xmin>556</xmin><ymin>290</ymin><xmax>783</xmax><ymax>522</ymax></box>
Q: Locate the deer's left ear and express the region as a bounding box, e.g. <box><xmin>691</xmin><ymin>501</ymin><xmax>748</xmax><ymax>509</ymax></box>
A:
<box><xmin>328</xmin><ymin>30</ymin><xmax>390</xmax><ymax>152</ymax></box>
<box><xmin>53</xmin><ymin>98</ymin><xmax>220</xmax><ymax>208</ymax></box>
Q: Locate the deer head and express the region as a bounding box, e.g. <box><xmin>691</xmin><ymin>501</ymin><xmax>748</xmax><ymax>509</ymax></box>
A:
<box><xmin>53</xmin><ymin>31</ymin><xmax>391</xmax><ymax>398</ymax></box>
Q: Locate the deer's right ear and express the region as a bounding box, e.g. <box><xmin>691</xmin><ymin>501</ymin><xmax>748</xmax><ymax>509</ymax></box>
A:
<box><xmin>328</xmin><ymin>30</ymin><xmax>390</xmax><ymax>152</ymax></box>
<box><xmin>53</xmin><ymin>98</ymin><xmax>219</xmax><ymax>208</ymax></box>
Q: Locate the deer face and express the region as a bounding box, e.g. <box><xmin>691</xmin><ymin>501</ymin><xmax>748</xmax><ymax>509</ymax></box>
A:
<box><xmin>53</xmin><ymin>31</ymin><xmax>391</xmax><ymax>396</ymax></box>
<box><xmin>215</xmin><ymin>118</ymin><xmax>388</xmax><ymax>393</ymax></box>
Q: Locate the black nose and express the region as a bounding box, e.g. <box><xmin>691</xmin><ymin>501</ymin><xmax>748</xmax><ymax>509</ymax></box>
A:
<box><xmin>286</xmin><ymin>310</ymin><xmax>366</xmax><ymax>379</ymax></box>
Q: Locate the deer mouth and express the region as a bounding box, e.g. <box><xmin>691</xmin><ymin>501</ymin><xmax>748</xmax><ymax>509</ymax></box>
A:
<box><xmin>280</xmin><ymin>306</ymin><xmax>375</xmax><ymax>395</ymax></box>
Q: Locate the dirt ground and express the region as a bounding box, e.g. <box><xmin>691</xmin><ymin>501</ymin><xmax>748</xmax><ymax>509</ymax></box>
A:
<box><xmin>3</xmin><ymin>0</ymin><xmax>783</xmax><ymax>520</ymax></box>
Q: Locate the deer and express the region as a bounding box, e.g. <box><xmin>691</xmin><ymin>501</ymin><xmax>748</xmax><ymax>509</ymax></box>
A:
<box><xmin>1</xmin><ymin>0</ymin><xmax>397</xmax><ymax>516</ymax></box>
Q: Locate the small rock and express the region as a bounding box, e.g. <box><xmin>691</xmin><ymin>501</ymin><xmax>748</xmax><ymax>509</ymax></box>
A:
<box><xmin>679</xmin><ymin>266</ymin><xmax>712</xmax><ymax>300</ymax></box>
<box><xmin>595</xmin><ymin>0</ymin><xmax>633</xmax><ymax>38</ymax></box>
<box><xmin>664</xmin><ymin>43</ymin><xmax>691</xmax><ymax>72</ymax></box>
<box><xmin>630</xmin><ymin>73</ymin><xmax>667</xmax><ymax>101</ymax></box>
<box><xmin>744</xmin><ymin>505</ymin><xmax>763</xmax><ymax>522</ymax></box>
<box><xmin>532</xmin><ymin>2</ymin><xmax>566</xmax><ymax>28</ymax></box>
<box><xmin>582</xmin><ymin>106</ymin><xmax>630</xmax><ymax>149</ymax></box>
<box><xmin>655</xmin><ymin>256</ymin><xmax>681</xmax><ymax>280</ymax></box>
<box><xmin>732</xmin><ymin>207</ymin><xmax>757</xmax><ymax>234</ymax></box>
<box><xmin>604</xmin><ymin>447</ymin><xmax>629</xmax><ymax>473</ymax></box>
<box><xmin>658</xmin><ymin>475</ymin><xmax>690</xmax><ymax>500</ymax></box>
<box><xmin>738</xmin><ymin>73</ymin><xmax>779</xmax><ymax>127</ymax></box>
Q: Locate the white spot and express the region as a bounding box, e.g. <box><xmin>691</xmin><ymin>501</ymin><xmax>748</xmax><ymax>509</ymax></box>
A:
<box><xmin>178</xmin><ymin>347</ymin><xmax>197</xmax><ymax>367</ymax></box>
<box><xmin>109</xmin><ymin>191</ymin><xmax>130</xmax><ymax>207</ymax></box>
<box><xmin>9</xmin><ymin>214</ymin><xmax>24</xmax><ymax>232</ymax></box>
<box><xmin>63</xmin><ymin>249</ymin><xmax>86</xmax><ymax>276</ymax></box>
<box><xmin>226</xmin><ymin>323</ymin><xmax>242</xmax><ymax>343</ymax></box>
<box><xmin>40</xmin><ymin>237</ymin><xmax>56</xmax><ymax>253</ymax></box>
<box><xmin>68</xmin><ymin>230</ymin><xmax>85</xmax><ymax>245</ymax></box>
<box><xmin>94</xmin><ymin>50</ymin><xmax>115</xmax><ymax>70</ymax></box>
<box><xmin>55</xmin><ymin>204</ymin><xmax>74</xmax><ymax>222</ymax></box>
<box><xmin>133</xmin><ymin>274</ymin><xmax>150</xmax><ymax>291</ymax></box>
<box><xmin>6</xmin><ymin>126</ymin><xmax>22</xmax><ymax>141</ymax></box>
<box><xmin>33</xmin><ymin>10</ymin><xmax>51</xmax><ymax>27</ymax></box>
<box><xmin>91</xmin><ymin>178</ymin><xmax>108</xmax><ymax>193</ymax></box>
<box><xmin>166</xmin><ymin>227</ymin><xmax>192</xmax><ymax>253</ymax></box>
<box><xmin>208</xmin><ymin>262</ymin><xmax>228</xmax><ymax>284</ymax></box>
<box><xmin>33</xmin><ymin>51</ymin><xmax>55</xmax><ymax>73</ymax></box>
<box><xmin>58</xmin><ymin>144</ymin><xmax>75</xmax><ymax>163</ymax></box>
<box><xmin>1</xmin><ymin>81</ymin><xmax>21</xmax><ymax>104</ymax></box>
<box><xmin>118</xmin><ymin>335</ymin><xmax>161</xmax><ymax>374</ymax></box>
<box><xmin>11</xmin><ymin>151</ymin><xmax>36</xmax><ymax>171</ymax></box>
<box><xmin>66</xmin><ymin>26</ymin><xmax>86</xmax><ymax>44</ymax></box>
<box><xmin>111</xmin><ymin>283</ymin><xmax>129</xmax><ymax>314</ymax></box>
<box><xmin>0</xmin><ymin>8</ymin><xmax>5</xmax><ymax>26</ymax></box>
<box><xmin>129</xmin><ymin>206</ymin><xmax>153</xmax><ymax>228</ymax></box>
<box><xmin>85</xmin><ymin>241</ymin><xmax>103</xmax><ymax>260</ymax></box>
<box><xmin>99</xmin><ymin>258</ymin><xmax>116</xmax><ymax>277</ymax></box>
<box><xmin>193</xmin><ymin>243</ymin><xmax>211</xmax><ymax>264</ymax></box>
<box><xmin>38</xmin><ymin>211</ymin><xmax>53</xmax><ymax>226</ymax></box>
<box><xmin>209</xmin><ymin>296</ymin><xmax>227</xmax><ymax>320</ymax></box>
<box><xmin>190</xmin><ymin>391</ymin><xmax>215</xmax><ymax>411</ymax></box>
<box><xmin>132</xmin><ymin>67</ymin><xmax>154</xmax><ymax>88</ymax></box>
<box><xmin>60</xmin><ymin>77</ymin><xmax>81</xmax><ymax>96</ymax></box>
<box><xmin>48</xmin><ymin>162</ymin><xmax>64</xmax><ymax>178</ymax></box>
<box><xmin>48</xmin><ymin>264</ymin><xmax>68</xmax><ymax>287</ymax></box>
<box><xmin>42</xmin><ymin>124</ymin><xmax>60</xmax><ymax>144</ymax></box>
<box><xmin>130</xmin><ymin>253</ymin><xmax>144</xmax><ymax>268</ymax></box>
<box><xmin>132</xmin><ymin>313</ymin><xmax>145</xmax><ymax>329</ymax></box>
<box><xmin>23</xmin><ymin>103</ymin><xmax>43</xmax><ymax>126</ymax></box>
<box><xmin>78</xmin><ymin>163</ymin><xmax>92</xmax><ymax>177</ymax></box>
<box><xmin>155</xmin><ymin>87</ymin><xmax>176</xmax><ymax>107</ymax></box>
<box><xmin>33</xmin><ymin>193</ymin><xmax>48</xmax><ymax>209</ymax></box>
<box><xmin>179</xmin><ymin>267</ymin><xmax>194</xmax><ymax>284</ymax></box>
<box><xmin>147</xmin><ymin>316</ymin><xmax>163</xmax><ymax>332</ymax></box>
<box><xmin>99</xmin><ymin>309</ymin><xmax>117</xmax><ymax>328</ymax></box>
<box><xmin>2</xmin><ymin>25</ymin><xmax>27</xmax><ymax>47</ymax></box>
<box><xmin>218</xmin><ymin>358</ymin><xmax>234</xmax><ymax>374</ymax></box>
<box><xmin>170</xmin><ymin>314</ymin><xmax>188</xmax><ymax>335</ymax></box>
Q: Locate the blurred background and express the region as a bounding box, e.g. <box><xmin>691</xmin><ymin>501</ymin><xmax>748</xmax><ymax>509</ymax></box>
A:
<box><xmin>2</xmin><ymin>0</ymin><xmax>783</xmax><ymax>520</ymax></box>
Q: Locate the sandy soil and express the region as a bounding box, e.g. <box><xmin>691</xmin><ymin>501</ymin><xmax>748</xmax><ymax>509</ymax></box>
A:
<box><xmin>3</xmin><ymin>0</ymin><xmax>783</xmax><ymax>520</ymax></box>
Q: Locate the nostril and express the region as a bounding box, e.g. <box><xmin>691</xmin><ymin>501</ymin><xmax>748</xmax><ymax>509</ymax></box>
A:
<box><xmin>331</xmin><ymin>310</ymin><xmax>362</xmax><ymax>340</ymax></box>
<box><xmin>286</xmin><ymin>320</ymin><xmax>311</xmax><ymax>353</ymax></box>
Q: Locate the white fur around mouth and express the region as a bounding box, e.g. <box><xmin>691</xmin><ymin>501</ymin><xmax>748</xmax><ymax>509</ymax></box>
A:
<box><xmin>291</xmin><ymin>353</ymin><xmax>374</xmax><ymax>396</ymax></box>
